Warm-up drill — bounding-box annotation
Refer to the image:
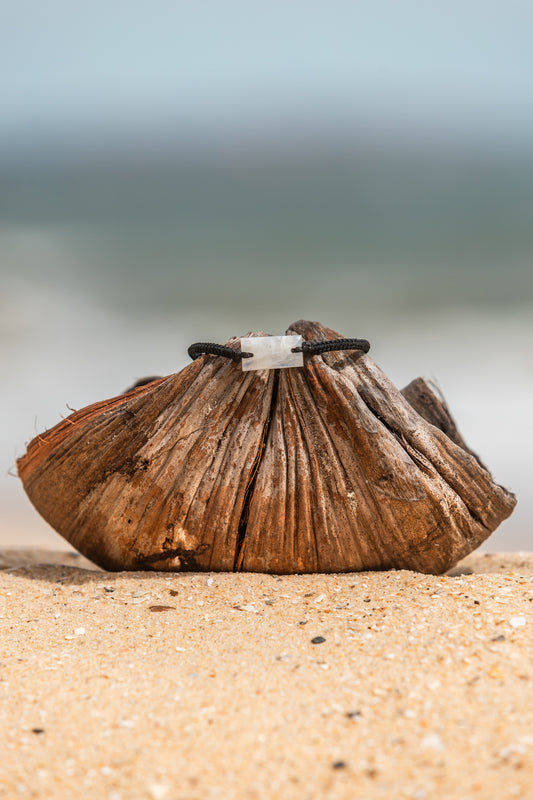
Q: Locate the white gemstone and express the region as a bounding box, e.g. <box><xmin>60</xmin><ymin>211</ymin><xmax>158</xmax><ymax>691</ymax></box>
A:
<box><xmin>241</xmin><ymin>335</ymin><xmax>304</xmax><ymax>371</ymax></box>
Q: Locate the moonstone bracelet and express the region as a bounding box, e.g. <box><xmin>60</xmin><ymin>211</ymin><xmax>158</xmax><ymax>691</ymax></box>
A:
<box><xmin>188</xmin><ymin>336</ymin><xmax>370</xmax><ymax>371</ymax></box>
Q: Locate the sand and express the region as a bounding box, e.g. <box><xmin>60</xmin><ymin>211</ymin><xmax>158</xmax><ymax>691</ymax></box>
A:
<box><xmin>1</xmin><ymin>550</ymin><xmax>533</xmax><ymax>800</ymax></box>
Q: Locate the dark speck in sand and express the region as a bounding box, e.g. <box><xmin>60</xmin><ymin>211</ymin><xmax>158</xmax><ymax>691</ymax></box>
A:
<box><xmin>311</xmin><ymin>636</ymin><xmax>326</xmax><ymax>644</ymax></box>
<box><xmin>346</xmin><ymin>710</ymin><xmax>362</xmax><ymax>719</ymax></box>
<box><xmin>149</xmin><ymin>605</ymin><xmax>176</xmax><ymax>612</ymax></box>
<box><xmin>332</xmin><ymin>761</ymin><xmax>347</xmax><ymax>769</ymax></box>
<box><xmin>31</xmin><ymin>728</ymin><xmax>45</xmax><ymax>734</ymax></box>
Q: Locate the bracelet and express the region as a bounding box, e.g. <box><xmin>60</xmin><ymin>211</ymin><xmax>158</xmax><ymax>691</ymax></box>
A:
<box><xmin>188</xmin><ymin>336</ymin><xmax>370</xmax><ymax>371</ymax></box>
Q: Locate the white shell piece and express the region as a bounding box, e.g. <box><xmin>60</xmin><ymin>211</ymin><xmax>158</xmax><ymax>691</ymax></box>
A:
<box><xmin>241</xmin><ymin>335</ymin><xmax>304</xmax><ymax>371</ymax></box>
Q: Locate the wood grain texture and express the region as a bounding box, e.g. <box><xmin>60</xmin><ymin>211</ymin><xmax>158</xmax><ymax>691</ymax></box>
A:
<box><xmin>17</xmin><ymin>321</ymin><xmax>516</xmax><ymax>574</ymax></box>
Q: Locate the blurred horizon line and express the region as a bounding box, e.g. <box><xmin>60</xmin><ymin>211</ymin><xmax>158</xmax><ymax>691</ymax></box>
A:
<box><xmin>3</xmin><ymin>113</ymin><xmax>533</xmax><ymax>173</ymax></box>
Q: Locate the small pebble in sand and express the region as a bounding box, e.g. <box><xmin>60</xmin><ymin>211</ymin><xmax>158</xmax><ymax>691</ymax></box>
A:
<box><xmin>239</xmin><ymin>604</ymin><xmax>260</xmax><ymax>613</ymax></box>
<box><xmin>332</xmin><ymin>761</ymin><xmax>347</xmax><ymax>769</ymax></box>
<box><xmin>149</xmin><ymin>606</ymin><xmax>176</xmax><ymax>613</ymax></box>
<box><xmin>147</xmin><ymin>782</ymin><xmax>170</xmax><ymax>800</ymax></box>
<box><xmin>421</xmin><ymin>734</ymin><xmax>445</xmax><ymax>751</ymax></box>
<box><xmin>64</xmin><ymin>628</ymin><xmax>85</xmax><ymax>640</ymax></box>
<box><xmin>346</xmin><ymin>710</ymin><xmax>362</xmax><ymax>719</ymax></box>
<box><xmin>509</xmin><ymin>616</ymin><xmax>526</xmax><ymax>628</ymax></box>
<box><xmin>311</xmin><ymin>636</ymin><xmax>326</xmax><ymax>644</ymax></box>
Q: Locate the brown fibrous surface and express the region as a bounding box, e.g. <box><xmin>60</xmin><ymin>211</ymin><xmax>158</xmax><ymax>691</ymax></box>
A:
<box><xmin>17</xmin><ymin>320</ymin><xmax>516</xmax><ymax>574</ymax></box>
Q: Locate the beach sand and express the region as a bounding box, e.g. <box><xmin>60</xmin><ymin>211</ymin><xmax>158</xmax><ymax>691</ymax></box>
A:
<box><xmin>1</xmin><ymin>549</ymin><xmax>533</xmax><ymax>800</ymax></box>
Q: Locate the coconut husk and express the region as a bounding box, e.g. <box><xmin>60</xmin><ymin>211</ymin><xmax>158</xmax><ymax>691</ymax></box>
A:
<box><xmin>16</xmin><ymin>320</ymin><xmax>516</xmax><ymax>574</ymax></box>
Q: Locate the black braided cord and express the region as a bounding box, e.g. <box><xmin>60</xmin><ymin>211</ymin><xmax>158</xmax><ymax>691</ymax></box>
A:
<box><xmin>188</xmin><ymin>337</ymin><xmax>370</xmax><ymax>361</ymax></box>
<box><xmin>187</xmin><ymin>342</ymin><xmax>254</xmax><ymax>361</ymax></box>
<box><xmin>294</xmin><ymin>338</ymin><xmax>370</xmax><ymax>355</ymax></box>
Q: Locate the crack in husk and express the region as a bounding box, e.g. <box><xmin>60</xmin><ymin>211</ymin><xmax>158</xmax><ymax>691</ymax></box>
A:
<box><xmin>234</xmin><ymin>370</ymin><xmax>280</xmax><ymax>570</ymax></box>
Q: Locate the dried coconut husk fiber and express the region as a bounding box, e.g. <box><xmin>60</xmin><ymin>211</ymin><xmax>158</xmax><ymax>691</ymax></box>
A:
<box><xmin>17</xmin><ymin>320</ymin><xmax>516</xmax><ymax>574</ymax></box>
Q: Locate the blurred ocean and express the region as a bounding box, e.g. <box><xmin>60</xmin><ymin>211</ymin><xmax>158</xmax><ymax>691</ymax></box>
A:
<box><xmin>1</xmin><ymin>146</ymin><xmax>532</xmax><ymax>553</ymax></box>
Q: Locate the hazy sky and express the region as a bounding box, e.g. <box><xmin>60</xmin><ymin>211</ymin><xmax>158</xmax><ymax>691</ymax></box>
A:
<box><xmin>2</xmin><ymin>0</ymin><xmax>533</xmax><ymax>152</ymax></box>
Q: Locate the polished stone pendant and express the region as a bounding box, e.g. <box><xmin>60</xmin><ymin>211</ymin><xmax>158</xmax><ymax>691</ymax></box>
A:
<box><xmin>240</xmin><ymin>335</ymin><xmax>303</xmax><ymax>371</ymax></box>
